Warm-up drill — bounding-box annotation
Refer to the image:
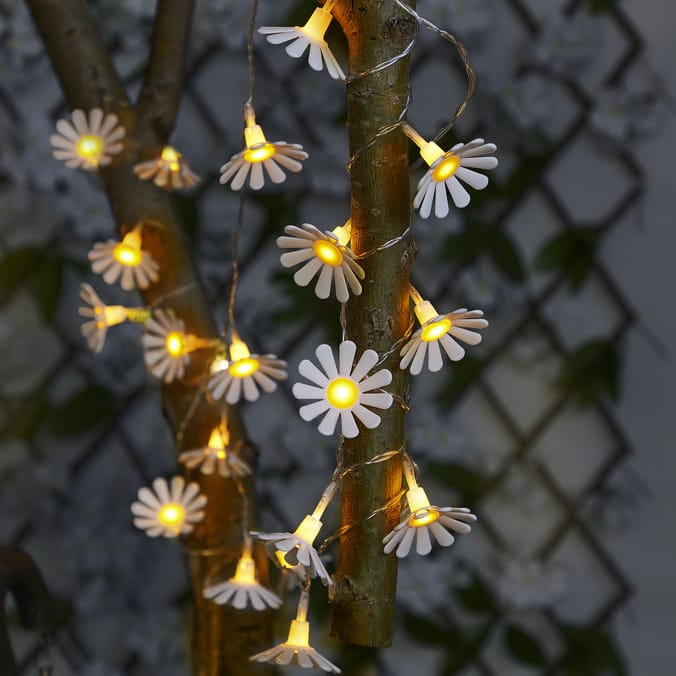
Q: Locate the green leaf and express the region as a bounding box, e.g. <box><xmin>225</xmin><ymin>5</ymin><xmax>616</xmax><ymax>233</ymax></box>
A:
<box><xmin>29</xmin><ymin>256</ymin><xmax>64</xmax><ymax>321</ymax></box>
<box><xmin>454</xmin><ymin>574</ymin><xmax>498</xmax><ymax>615</ymax></box>
<box><xmin>536</xmin><ymin>227</ymin><xmax>601</xmax><ymax>290</ymax></box>
<box><xmin>46</xmin><ymin>386</ymin><xmax>116</xmax><ymax>437</ymax></box>
<box><xmin>587</xmin><ymin>0</ymin><xmax>616</xmax><ymax>13</ymax></box>
<box><xmin>0</xmin><ymin>247</ymin><xmax>41</xmax><ymax>294</ymax></box>
<box><xmin>559</xmin><ymin>624</ymin><xmax>627</xmax><ymax>676</ymax></box>
<box><xmin>438</xmin><ymin>355</ymin><xmax>483</xmax><ymax>406</ymax></box>
<box><xmin>556</xmin><ymin>340</ymin><xmax>621</xmax><ymax>405</ymax></box>
<box><xmin>427</xmin><ymin>462</ymin><xmax>489</xmax><ymax>504</ymax></box>
<box><xmin>489</xmin><ymin>229</ymin><xmax>525</xmax><ymax>281</ymax></box>
<box><xmin>504</xmin><ymin>625</ymin><xmax>547</xmax><ymax>667</ymax></box>
<box><xmin>403</xmin><ymin>612</ymin><xmax>454</xmax><ymax>646</ymax></box>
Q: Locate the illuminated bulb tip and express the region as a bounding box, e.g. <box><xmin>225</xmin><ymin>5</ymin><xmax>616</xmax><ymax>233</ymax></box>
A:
<box><xmin>233</xmin><ymin>553</ymin><xmax>258</xmax><ymax>585</ymax></box>
<box><xmin>421</xmin><ymin>318</ymin><xmax>451</xmax><ymax>342</ymax></box>
<box><xmin>158</xmin><ymin>503</ymin><xmax>185</xmax><ymax>527</ymax></box>
<box><xmin>165</xmin><ymin>331</ymin><xmax>185</xmax><ymax>357</ymax></box>
<box><xmin>431</xmin><ymin>155</ymin><xmax>461</xmax><ymax>183</ymax></box>
<box><xmin>161</xmin><ymin>146</ymin><xmax>180</xmax><ymax>162</ymax></box>
<box><xmin>216</xmin><ymin>449</ymin><xmax>227</xmax><ymax>460</ymax></box>
<box><xmin>409</xmin><ymin>508</ymin><xmax>441</xmax><ymax>527</ymax></box>
<box><xmin>76</xmin><ymin>134</ymin><xmax>103</xmax><ymax>160</ymax></box>
<box><xmin>229</xmin><ymin>357</ymin><xmax>260</xmax><ymax>377</ymax></box>
<box><xmin>313</xmin><ymin>239</ymin><xmax>343</xmax><ymax>266</ymax></box>
<box><xmin>325</xmin><ymin>377</ymin><xmax>359</xmax><ymax>409</ymax></box>
<box><xmin>287</xmin><ymin>620</ymin><xmax>311</xmax><ymax>648</ymax></box>
<box><xmin>207</xmin><ymin>428</ymin><xmax>224</xmax><ymax>450</ymax></box>
<box><xmin>243</xmin><ymin>144</ymin><xmax>276</xmax><ymax>163</ymax></box>
<box><xmin>112</xmin><ymin>242</ymin><xmax>142</xmax><ymax>267</ymax></box>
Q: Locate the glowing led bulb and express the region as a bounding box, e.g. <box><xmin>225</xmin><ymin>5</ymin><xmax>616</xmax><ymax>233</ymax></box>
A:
<box><xmin>165</xmin><ymin>331</ymin><xmax>185</xmax><ymax>357</ymax></box>
<box><xmin>228</xmin><ymin>337</ymin><xmax>260</xmax><ymax>377</ymax></box>
<box><xmin>232</xmin><ymin>550</ymin><xmax>258</xmax><ymax>586</ymax></box>
<box><xmin>243</xmin><ymin>143</ymin><xmax>276</xmax><ymax>163</ymax></box>
<box><xmin>313</xmin><ymin>239</ymin><xmax>343</xmax><ymax>267</ymax></box>
<box><xmin>158</xmin><ymin>502</ymin><xmax>186</xmax><ymax>530</ymax></box>
<box><xmin>325</xmin><ymin>377</ymin><xmax>359</xmax><ymax>409</ymax></box>
<box><xmin>431</xmin><ymin>154</ymin><xmax>460</xmax><ymax>182</ymax></box>
<box><xmin>160</xmin><ymin>145</ymin><xmax>181</xmax><ymax>171</ymax></box>
<box><xmin>76</xmin><ymin>134</ymin><xmax>104</xmax><ymax>162</ymax></box>
<box><xmin>112</xmin><ymin>229</ymin><xmax>143</xmax><ymax>267</ymax></box>
<box><xmin>421</xmin><ymin>317</ymin><xmax>452</xmax><ymax>342</ymax></box>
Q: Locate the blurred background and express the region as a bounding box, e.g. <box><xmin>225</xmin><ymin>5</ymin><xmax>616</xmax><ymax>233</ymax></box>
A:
<box><xmin>1</xmin><ymin>0</ymin><xmax>674</xmax><ymax>674</ymax></box>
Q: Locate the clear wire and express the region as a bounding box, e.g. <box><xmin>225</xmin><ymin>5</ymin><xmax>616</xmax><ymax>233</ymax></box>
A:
<box><xmin>246</xmin><ymin>0</ymin><xmax>259</xmax><ymax>104</ymax></box>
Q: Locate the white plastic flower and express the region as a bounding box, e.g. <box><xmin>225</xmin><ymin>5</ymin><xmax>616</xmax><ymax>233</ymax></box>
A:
<box><xmin>383</xmin><ymin>485</ymin><xmax>476</xmax><ymax>558</ymax></box>
<box><xmin>258</xmin><ymin>0</ymin><xmax>345</xmax><ymax>81</ymax></box>
<box><xmin>250</xmin><ymin>590</ymin><xmax>340</xmax><ymax>672</ymax></box>
<box><xmin>142</xmin><ymin>309</ymin><xmax>216</xmax><ymax>383</ymax></box>
<box><xmin>252</xmin><ymin>514</ymin><xmax>331</xmax><ymax>587</ymax></box>
<box><xmin>88</xmin><ymin>226</ymin><xmax>159</xmax><ymax>291</ymax></box>
<box><xmin>292</xmin><ymin>340</ymin><xmax>393</xmax><ymax>438</ymax></box>
<box><xmin>179</xmin><ymin>427</ymin><xmax>251</xmax><ymax>479</ymax></box>
<box><xmin>50</xmin><ymin>108</ymin><xmax>125</xmax><ymax>171</ymax></box>
<box><xmin>400</xmin><ymin>297</ymin><xmax>488</xmax><ymax>375</ymax></box>
<box><xmin>78</xmin><ymin>283</ymin><xmax>149</xmax><ymax>353</ymax></box>
<box><xmin>203</xmin><ymin>548</ymin><xmax>282</xmax><ymax>611</ymax></box>
<box><xmin>220</xmin><ymin>104</ymin><xmax>308</xmax><ymax>191</ymax></box>
<box><xmin>277</xmin><ymin>222</ymin><xmax>365</xmax><ymax>303</ymax></box>
<box><xmin>131</xmin><ymin>476</ymin><xmax>207</xmax><ymax>538</ymax></box>
<box><xmin>414</xmin><ymin>138</ymin><xmax>498</xmax><ymax>217</ymax></box>
<box><xmin>133</xmin><ymin>145</ymin><xmax>200</xmax><ymax>190</ymax></box>
<box><xmin>207</xmin><ymin>336</ymin><xmax>287</xmax><ymax>404</ymax></box>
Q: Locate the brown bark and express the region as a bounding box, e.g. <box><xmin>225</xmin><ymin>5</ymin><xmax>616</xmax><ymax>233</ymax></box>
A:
<box><xmin>24</xmin><ymin>1</ymin><xmax>273</xmax><ymax>673</ymax></box>
<box><xmin>330</xmin><ymin>0</ymin><xmax>416</xmax><ymax>647</ymax></box>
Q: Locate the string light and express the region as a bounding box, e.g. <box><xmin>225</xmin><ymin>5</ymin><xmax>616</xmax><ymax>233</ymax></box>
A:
<box><xmin>382</xmin><ymin>460</ymin><xmax>476</xmax><ymax>558</ymax></box>
<box><xmin>131</xmin><ymin>476</ymin><xmax>207</xmax><ymax>538</ymax></box>
<box><xmin>207</xmin><ymin>334</ymin><xmax>287</xmax><ymax>404</ymax></box>
<box><xmin>250</xmin><ymin>588</ymin><xmax>341</xmax><ymax>672</ymax></box>
<box><xmin>402</xmin><ymin>123</ymin><xmax>498</xmax><ymax>217</ymax></box>
<box><xmin>399</xmin><ymin>286</ymin><xmax>488</xmax><ymax>375</ymax></box>
<box><xmin>78</xmin><ymin>283</ymin><xmax>150</xmax><ymax>353</ymax></box>
<box><xmin>252</xmin><ymin>481</ymin><xmax>337</xmax><ymax>586</ymax></box>
<box><xmin>292</xmin><ymin>340</ymin><xmax>393</xmax><ymax>438</ymax></box>
<box><xmin>219</xmin><ymin>103</ymin><xmax>308</xmax><ymax>191</ymax></box>
<box><xmin>142</xmin><ymin>309</ymin><xmax>219</xmax><ymax>383</ymax></box>
<box><xmin>179</xmin><ymin>423</ymin><xmax>251</xmax><ymax>478</ymax></box>
<box><xmin>276</xmin><ymin>221</ymin><xmax>365</xmax><ymax>303</ymax></box>
<box><xmin>203</xmin><ymin>539</ymin><xmax>282</xmax><ymax>611</ymax></box>
<box><xmin>50</xmin><ymin>108</ymin><xmax>125</xmax><ymax>170</ymax></box>
<box><xmin>133</xmin><ymin>145</ymin><xmax>200</xmax><ymax>190</ymax></box>
<box><xmin>258</xmin><ymin>0</ymin><xmax>345</xmax><ymax>81</ymax></box>
<box><xmin>88</xmin><ymin>225</ymin><xmax>159</xmax><ymax>291</ymax></box>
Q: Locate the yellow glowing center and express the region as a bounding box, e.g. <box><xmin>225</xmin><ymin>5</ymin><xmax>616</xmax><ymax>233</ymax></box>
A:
<box><xmin>76</xmin><ymin>134</ymin><xmax>104</xmax><ymax>161</ymax></box>
<box><xmin>161</xmin><ymin>146</ymin><xmax>181</xmax><ymax>172</ymax></box>
<box><xmin>228</xmin><ymin>357</ymin><xmax>260</xmax><ymax>378</ymax></box>
<box><xmin>112</xmin><ymin>242</ymin><xmax>142</xmax><ymax>267</ymax></box>
<box><xmin>313</xmin><ymin>239</ymin><xmax>343</xmax><ymax>267</ymax></box>
<box><xmin>216</xmin><ymin>449</ymin><xmax>227</xmax><ymax>460</ymax></box>
<box><xmin>409</xmin><ymin>507</ymin><xmax>440</xmax><ymax>527</ymax></box>
<box><xmin>326</xmin><ymin>377</ymin><xmax>359</xmax><ymax>409</ymax></box>
<box><xmin>431</xmin><ymin>155</ymin><xmax>460</xmax><ymax>183</ymax></box>
<box><xmin>166</xmin><ymin>331</ymin><xmax>185</xmax><ymax>357</ymax></box>
<box><xmin>421</xmin><ymin>318</ymin><xmax>451</xmax><ymax>342</ymax></box>
<box><xmin>243</xmin><ymin>144</ymin><xmax>276</xmax><ymax>163</ymax></box>
<box><xmin>158</xmin><ymin>503</ymin><xmax>185</xmax><ymax>528</ymax></box>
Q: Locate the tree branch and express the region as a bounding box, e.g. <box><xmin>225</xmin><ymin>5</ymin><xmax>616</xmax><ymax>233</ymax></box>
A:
<box><xmin>330</xmin><ymin>0</ymin><xmax>416</xmax><ymax>648</ymax></box>
<box><xmin>136</xmin><ymin>0</ymin><xmax>196</xmax><ymax>145</ymax></box>
<box><xmin>25</xmin><ymin>2</ymin><xmax>273</xmax><ymax>673</ymax></box>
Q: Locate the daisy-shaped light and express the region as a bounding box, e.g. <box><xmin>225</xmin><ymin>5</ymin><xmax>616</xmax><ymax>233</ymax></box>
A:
<box><xmin>203</xmin><ymin>540</ymin><xmax>282</xmax><ymax>611</ymax></box>
<box><xmin>383</xmin><ymin>461</ymin><xmax>476</xmax><ymax>558</ymax></box>
<box><xmin>131</xmin><ymin>475</ymin><xmax>207</xmax><ymax>538</ymax></box>
<box><xmin>292</xmin><ymin>340</ymin><xmax>393</xmax><ymax>438</ymax></box>
<box><xmin>258</xmin><ymin>0</ymin><xmax>345</xmax><ymax>81</ymax></box>
<box><xmin>399</xmin><ymin>286</ymin><xmax>488</xmax><ymax>375</ymax></box>
<box><xmin>78</xmin><ymin>283</ymin><xmax>150</xmax><ymax>353</ymax></box>
<box><xmin>179</xmin><ymin>424</ymin><xmax>251</xmax><ymax>479</ymax></box>
<box><xmin>50</xmin><ymin>108</ymin><xmax>125</xmax><ymax>171</ymax></box>
<box><xmin>142</xmin><ymin>309</ymin><xmax>219</xmax><ymax>383</ymax></box>
<box><xmin>88</xmin><ymin>225</ymin><xmax>159</xmax><ymax>291</ymax></box>
<box><xmin>252</xmin><ymin>481</ymin><xmax>337</xmax><ymax>587</ymax></box>
<box><xmin>276</xmin><ymin>221</ymin><xmax>365</xmax><ymax>303</ymax></box>
<box><xmin>219</xmin><ymin>103</ymin><xmax>308</xmax><ymax>191</ymax></box>
<box><xmin>250</xmin><ymin>589</ymin><xmax>340</xmax><ymax>673</ymax></box>
<box><xmin>133</xmin><ymin>145</ymin><xmax>200</xmax><ymax>190</ymax></box>
<box><xmin>402</xmin><ymin>123</ymin><xmax>498</xmax><ymax>218</ymax></box>
<box><xmin>207</xmin><ymin>334</ymin><xmax>287</xmax><ymax>404</ymax></box>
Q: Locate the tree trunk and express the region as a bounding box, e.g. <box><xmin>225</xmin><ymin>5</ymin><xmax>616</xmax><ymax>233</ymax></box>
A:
<box><xmin>330</xmin><ymin>0</ymin><xmax>416</xmax><ymax>647</ymax></box>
